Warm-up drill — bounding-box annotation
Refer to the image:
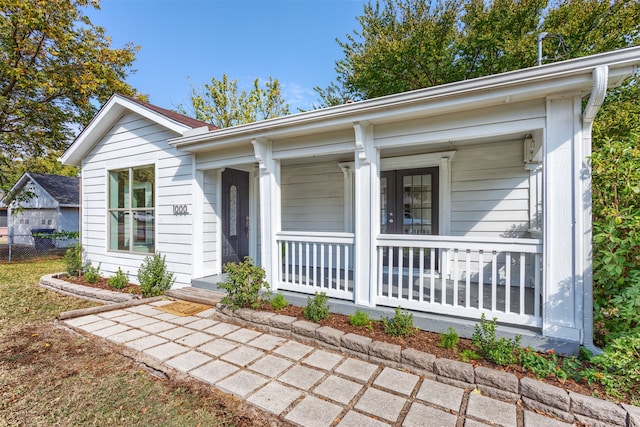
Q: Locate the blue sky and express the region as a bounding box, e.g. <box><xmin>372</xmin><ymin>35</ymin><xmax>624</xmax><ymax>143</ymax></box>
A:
<box><xmin>86</xmin><ymin>0</ymin><xmax>368</xmax><ymax>113</ymax></box>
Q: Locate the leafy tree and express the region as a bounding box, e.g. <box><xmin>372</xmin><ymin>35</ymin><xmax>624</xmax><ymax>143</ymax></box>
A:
<box><xmin>323</xmin><ymin>0</ymin><xmax>639</xmax><ymax>102</ymax></box>
<box><xmin>181</xmin><ymin>74</ymin><xmax>290</xmax><ymax>128</ymax></box>
<box><xmin>0</xmin><ymin>0</ymin><xmax>140</xmax><ymax>190</ymax></box>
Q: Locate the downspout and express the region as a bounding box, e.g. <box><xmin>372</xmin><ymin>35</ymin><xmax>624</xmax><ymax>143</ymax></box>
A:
<box><xmin>581</xmin><ymin>65</ymin><xmax>608</xmax><ymax>354</ymax></box>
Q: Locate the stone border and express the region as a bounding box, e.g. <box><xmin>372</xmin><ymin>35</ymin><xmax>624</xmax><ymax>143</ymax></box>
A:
<box><xmin>214</xmin><ymin>305</ymin><xmax>640</xmax><ymax>427</ymax></box>
<box><xmin>39</xmin><ymin>273</ymin><xmax>142</xmax><ymax>304</ymax></box>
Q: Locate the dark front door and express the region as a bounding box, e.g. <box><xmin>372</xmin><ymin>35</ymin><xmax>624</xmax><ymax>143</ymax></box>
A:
<box><xmin>381</xmin><ymin>168</ymin><xmax>439</xmax><ymax>267</ymax></box>
<box><xmin>222</xmin><ymin>168</ymin><xmax>250</xmax><ymax>264</ymax></box>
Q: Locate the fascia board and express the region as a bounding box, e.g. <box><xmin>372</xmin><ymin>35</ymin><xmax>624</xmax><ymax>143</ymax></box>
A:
<box><xmin>170</xmin><ymin>46</ymin><xmax>640</xmax><ymax>152</ymax></box>
<box><xmin>61</xmin><ymin>94</ymin><xmax>191</xmax><ymax>166</ymax></box>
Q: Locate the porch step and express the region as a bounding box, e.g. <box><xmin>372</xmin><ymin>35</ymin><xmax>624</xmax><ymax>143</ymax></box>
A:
<box><xmin>165</xmin><ymin>287</ymin><xmax>226</xmax><ymax>306</ymax></box>
<box><xmin>191</xmin><ymin>273</ymin><xmax>227</xmax><ymax>291</ymax></box>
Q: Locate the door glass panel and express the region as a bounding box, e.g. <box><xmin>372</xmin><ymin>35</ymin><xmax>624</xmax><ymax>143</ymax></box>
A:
<box><xmin>229</xmin><ymin>185</ymin><xmax>237</xmax><ymax>237</ymax></box>
<box><xmin>380</xmin><ymin>176</ymin><xmax>388</xmax><ymax>234</ymax></box>
<box><xmin>402</xmin><ymin>174</ymin><xmax>432</xmax><ymax>235</ymax></box>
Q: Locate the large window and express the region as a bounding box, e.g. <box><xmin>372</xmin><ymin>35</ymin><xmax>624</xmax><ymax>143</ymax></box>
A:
<box><xmin>109</xmin><ymin>166</ymin><xmax>155</xmax><ymax>253</ymax></box>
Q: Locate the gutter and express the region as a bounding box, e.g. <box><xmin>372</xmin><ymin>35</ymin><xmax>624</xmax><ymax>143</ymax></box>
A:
<box><xmin>581</xmin><ymin>65</ymin><xmax>609</xmax><ymax>355</ymax></box>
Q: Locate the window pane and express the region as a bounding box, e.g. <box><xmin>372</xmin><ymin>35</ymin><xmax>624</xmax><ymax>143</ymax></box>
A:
<box><xmin>109</xmin><ymin>170</ymin><xmax>129</xmax><ymax>209</ymax></box>
<box><xmin>133</xmin><ymin>210</ymin><xmax>154</xmax><ymax>253</ymax></box>
<box><xmin>109</xmin><ymin>211</ymin><xmax>130</xmax><ymax>251</ymax></box>
<box><xmin>132</xmin><ymin>166</ymin><xmax>154</xmax><ymax>208</ymax></box>
<box><xmin>229</xmin><ymin>185</ymin><xmax>237</xmax><ymax>237</ymax></box>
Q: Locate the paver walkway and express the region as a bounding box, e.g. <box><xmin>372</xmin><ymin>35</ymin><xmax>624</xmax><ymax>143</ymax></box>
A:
<box><xmin>60</xmin><ymin>298</ymin><xmax>582</xmax><ymax>427</ymax></box>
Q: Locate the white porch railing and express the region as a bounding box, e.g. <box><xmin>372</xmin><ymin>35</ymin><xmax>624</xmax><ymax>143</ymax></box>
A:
<box><xmin>376</xmin><ymin>234</ymin><xmax>543</xmax><ymax>327</ymax></box>
<box><xmin>276</xmin><ymin>231</ymin><xmax>355</xmax><ymax>300</ymax></box>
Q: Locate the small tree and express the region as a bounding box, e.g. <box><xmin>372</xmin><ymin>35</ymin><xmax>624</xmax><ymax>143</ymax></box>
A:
<box><xmin>137</xmin><ymin>253</ymin><xmax>175</xmax><ymax>297</ymax></box>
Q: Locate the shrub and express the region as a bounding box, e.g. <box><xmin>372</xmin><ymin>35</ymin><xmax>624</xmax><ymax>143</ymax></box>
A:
<box><xmin>438</xmin><ymin>327</ymin><xmax>460</xmax><ymax>351</ymax></box>
<box><xmin>583</xmin><ymin>333</ymin><xmax>640</xmax><ymax>401</ymax></box>
<box><xmin>270</xmin><ymin>293</ymin><xmax>289</xmax><ymax>311</ymax></box>
<box><xmin>349</xmin><ymin>309</ymin><xmax>374</xmax><ymax>331</ymax></box>
<box><xmin>64</xmin><ymin>243</ymin><xmax>83</xmax><ymax>276</ymax></box>
<box><xmin>471</xmin><ymin>314</ymin><xmax>521</xmax><ymax>366</ymax></box>
<box><xmin>137</xmin><ymin>253</ymin><xmax>175</xmax><ymax>297</ymax></box>
<box><xmin>218</xmin><ymin>257</ymin><xmax>269</xmax><ymax>309</ymax></box>
<box><xmin>382</xmin><ymin>307</ymin><xmax>417</xmax><ymax>337</ymax></box>
<box><xmin>460</xmin><ymin>349</ymin><xmax>481</xmax><ymax>363</ymax></box>
<box><xmin>108</xmin><ymin>267</ymin><xmax>129</xmax><ymax>290</ymax></box>
<box><xmin>83</xmin><ymin>263</ymin><xmax>101</xmax><ymax>284</ymax></box>
<box><xmin>303</xmin><ymin>292</ymin><xmax>330</xmax><ymax>322</ymax></box>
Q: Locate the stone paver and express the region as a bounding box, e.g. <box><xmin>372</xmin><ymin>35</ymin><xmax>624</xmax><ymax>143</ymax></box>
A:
<box><xmin>274</xmin><ymin>341</ymin><xmax>314</xmax><ymax>360</ymax></box>
<box><xmin>143</xmin><ymin>341</ymin><xmax>189</xmax><ymax>362</ymax></box>
<box><xmin>190</xmin><ymin>360</ymin><xmax>239</xmax><ymax>384</ymax></box>
<box><xmin>62</xmin><ymin>300</ymin><xmax>634</xmax><ymax>427</ymax></box>
<box><xmin>335</xmin><ymin>357</ymin><xmax>378</xmax><ymax>383</ymax></box>
<box><xmin>337</xmin><ymin>411</ymin><xmax>391</xmax><ymax>427</ymax></box>
<box><xmin>373</xmin><ymin>367</ymin><xmax>419</xmax><ymax>396</ymax></box>
<box><xmin>165</xmin><ymin>350</ymin><xmax>212</xmax><ymax>372</ymax></box>
<box><xmin>355</xmin><ymin>388</ymin><xmax>406</xmax><ymax>423</ymax></box>
<box><xmin>248</xmin><ymin>355</ymin><xmax>293</xmax><ymax>378</ymax></box>
<box><xmin>216</xmin><ymin>371</ymin><xmax>268</xmax><ymax>398</ymax></box>
<box><xmin>314</xmin><ymin>375</ymin><xmax>363</xmax><ymax>405</ymax></box>
<box><xmin>403</xmin><ymin>402</ymin><xmax>458</xmax><ymax>427</ymax></box>
<box><xmin>302</xmin><ymin>349</ymin><xmax>344</xmax><ymax>370</ymax></box>
<box><xmin>416</xmin><ymin>378</ymin><xmax>464</xmax><ymax>412</ymax></box>
<box><xmin>107</xmin><ymin>328</ymin><xmax>148</xmax><ymax>344</ymax></box>
<box><xmin>247</xmin><ymin>382</ymin><xmax>302</xmax><ymax>415</ymax></box>
<box><xmin>197</xmin><ymin>338</ymin><xmax>238</xmax><ymax>357</ymax></box>
<box><xmin>285</xmin><ymin>396</ymin><xmax>343</xmax><ymax>427</ymax></box>
<box><xmin>221</xmin><ymin>346</ymin><xmax>264</xmax><ymax>367</ymax></box>
<box><xmin>466</xmin><ymin>392</ymin><xmax>517</xmax><ymax>427</ymax></box>
<box><xmin>279</xmin><ymin>364</ymin><xmax>325</xmax><ymax>391</ymax></box>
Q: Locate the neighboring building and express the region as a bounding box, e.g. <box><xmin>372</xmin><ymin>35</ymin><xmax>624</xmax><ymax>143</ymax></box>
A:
<box><xmin>61</xmin><ymin>47</ymin><xmax>640</xmax><ymax>351</ymax></box>
<box><xmin>2</xmin><ymin>173</ymin><xmax>80</xmax><ymax>248</ymax></box>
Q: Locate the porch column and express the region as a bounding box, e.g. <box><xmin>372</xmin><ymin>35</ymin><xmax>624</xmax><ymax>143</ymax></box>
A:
<box><xmin>543</xmin><ymin>96</ymin><xmax>583</xmax><ymax>343</ymax></box>
<box><xmin>192</xmin><ymin>162</ymin><xmax>204</xmax><ymax>278</ymax></box>
<box><xmin>353</xmin><ymin>122</ymin><xmax>377</xmax><ymax>307</ymax></box>
<box><xmin>252</xmin><ymin>139</ymin><xmax>281</xmax><ymax>289</ymax></box>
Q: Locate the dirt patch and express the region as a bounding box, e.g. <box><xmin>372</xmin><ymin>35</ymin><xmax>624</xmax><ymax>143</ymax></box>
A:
<box><xmin>61</xmin><ymin>274</ymin><xmax>143</xmax><ymax>295</ymax></box>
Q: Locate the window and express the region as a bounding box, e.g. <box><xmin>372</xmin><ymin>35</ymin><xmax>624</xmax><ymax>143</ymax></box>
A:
<box><xmin>108</xmin><ymin>166</ymin><xmax>155</xmax><ymax>253</ymax></box>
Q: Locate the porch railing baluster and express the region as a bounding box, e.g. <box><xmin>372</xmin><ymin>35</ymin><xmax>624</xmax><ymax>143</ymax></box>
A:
<box><xmin>453</xmin><ymin>249</ymin><xmax>459</xmax><ymax>307</ymax></box>
<box><xmin>505</xmin><ymin>252</ymin><xmax>512</xmax><ymax>313</ymax></box>
<box><xmin>478</xmin><ymin>250</ymin><xmax>484</xmax><ymax>310</ymax></box>
<box><xmin>519</xmin><ymin>252</ymin><xmax>526</xmax><ymax>316</ymax></box>
<box><xmin>491</xmin><ymin>250</ymin><xmax>497</xmax><ymax>311</ymax></box>
<box><xmin>419</xmin><ymin>248</ymin><xmax>425</xmax><ymax>302</ymax></box>
<box><xmin>408</xmin><ymin>247</ymin><xmax>414</xmax><ymax>301</ymax></box>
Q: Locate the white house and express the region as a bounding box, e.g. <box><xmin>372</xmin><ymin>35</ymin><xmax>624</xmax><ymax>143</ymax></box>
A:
<box><xmin>3</xmin><ymin>173</ymin><xmax>80</xmax><ymax>248</ymax></box>
<box><xmin>61</xmin><ymin>47</ymin><xmax>640</xmax><ymax>351</ymax></box>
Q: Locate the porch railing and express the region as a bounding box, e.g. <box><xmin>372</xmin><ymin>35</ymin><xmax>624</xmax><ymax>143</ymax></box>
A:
<box><xmin>376</xmin><ymin>234</ymin><xmax>543</xmax><ymax>327</ymax></box>
<box><xmin>276</xmin><ymin>231</ymin><xmax>355</xmax><ymax>300</ymax></box>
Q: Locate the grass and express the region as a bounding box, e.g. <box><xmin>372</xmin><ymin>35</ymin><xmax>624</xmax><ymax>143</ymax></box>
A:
<box><xmin>0</xmin><ymin>259</ymin><xmax>279</xmax><ymax>426</ymax></box>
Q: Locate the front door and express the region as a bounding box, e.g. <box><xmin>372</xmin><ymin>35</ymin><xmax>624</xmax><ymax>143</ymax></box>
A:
<box><xmin>222</xmin><ymin>169</ymin><xmax>250</xmax><ymax>264</ymax></box>
<box><xmin>381</xmin><ymin>168</ymin><xmax>439</xmax><ymax>267</ymax></box>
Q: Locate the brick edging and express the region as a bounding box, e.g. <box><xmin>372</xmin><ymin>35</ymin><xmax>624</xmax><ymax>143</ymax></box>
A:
<box><xmin>40</xmin><ymin>273</ymin><xmax>141</xmax><ymax>304</ymax></box>
<box><xmin>214</xmin><ymin>304</ymin><xmax>640</xmax><ymax>427</ymax></box>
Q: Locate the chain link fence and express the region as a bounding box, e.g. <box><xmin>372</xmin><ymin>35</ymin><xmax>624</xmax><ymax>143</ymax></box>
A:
<box><xmin>0</xmin><ymin>232</ymin><xmax>77</xmax><ymax>262</ymax></box>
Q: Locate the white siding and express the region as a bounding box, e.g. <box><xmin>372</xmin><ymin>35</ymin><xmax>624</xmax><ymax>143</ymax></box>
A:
<box><xmin>202</xmin><ymin>169</ymin><xmax>218</xmax><ymax>275</ymax></box>
<box><xmin>281</xmin><ymin>162</ymin><xmax>345</xmax><ymax>232</ymax></box>
<box><xmin>450</xmin><ymin>140</ymin><xmax>530</xmax><ymax>238</ymax></box>
<box><xmin>80</xmin><ymin>113</ymin><xmax>194</xmax><ymax>287</ymax></box>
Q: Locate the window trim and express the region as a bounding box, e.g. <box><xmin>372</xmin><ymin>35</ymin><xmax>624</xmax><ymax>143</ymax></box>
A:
<box><xmin>107</xmin><ymin>165</ymin><xmax>156</xmax><ymax>254</ymax></box>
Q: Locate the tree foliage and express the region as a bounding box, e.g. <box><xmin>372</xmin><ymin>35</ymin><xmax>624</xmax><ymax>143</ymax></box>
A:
<box><xmin>0</xmin><ymin>0</ymin><xmax>140</xmax><ymax>189</ymax></box>
<box><xmin>319</xmin><ymin>0</ymin><xmax>639</xmax><ymax>103</ymax></box>
<box><xmin>181</xmin><ymin>74</ymin><xmax>290</xmax><ymax>128</ymax></box>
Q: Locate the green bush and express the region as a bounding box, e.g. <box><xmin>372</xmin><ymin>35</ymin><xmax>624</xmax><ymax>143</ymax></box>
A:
<box><xmin>108</xmin><ymin>267</ymin><xmax>129</xmax><ymax>290</ymax></box>
<box><xmin>270</xmin><ymin>293</ymin><xmax>289</xmax><ymax>311</ymax></box>
<box><xmin>583</xmin><ymin>333</ymin><xmax>640</xmax><ymax>402</ymax></box>
<box><xmin>591</xmin><ymin>135</ymin><xmax>640</xmax><ymax>345</ymax></box>
<box><xmin>137</xmin><ymin>253</ymin><xmax>175</xmax><ymax>297</ymax></box>
<box><xmin>460</xmin><ymin>349</ymin><xmax>481</xmax><ymax>363</ymax></box>
<box><xmin>349</xmin><ymin>309</ymin><xmax>374</xmax><ymax>331</ymax></box>
<box><xmin>382</xmin><ymin>307</ymin><xmax>417</xmax><ymax>337</ymax></box>
<box><xmin>303</xmin><ymin>292</ymin><xmax>330</xmax><ymax>322</ymax></box>
<box><xmin>218</xmin><ymin>257</ymin><xmax>269</xmax><ymax>309</ymax></box>
<box><xmin>438</xmin><ymin>327</ymin><xmax>460</xmax><ymax>351</ymax></box>
<box><xmin>64</xmin><ymin>243</ymin><xmax>83</xmax><ymax>277</ymax></box>
<box><xmin>471</xmin><ymin>314</ymin><xmax>521</xmax><ymax>366</ymax></box>
<box><xmin>83</xmin><ymin>263</ymin><xmax>101</xmax><ymax>284</ymax></box>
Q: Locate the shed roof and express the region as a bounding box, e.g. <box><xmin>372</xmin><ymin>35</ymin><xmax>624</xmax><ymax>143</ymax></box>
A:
<box><xmin>28</xmin><ymin>173</ymin><xmax>80</xmax><ymax>206</ymax></box>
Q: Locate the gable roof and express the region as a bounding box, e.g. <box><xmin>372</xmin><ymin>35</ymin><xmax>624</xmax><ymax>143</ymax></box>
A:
<box><xmin>2</xmin><ymin>173</ymin><xmax>79</xmax><ymax>207</ymax></box>
<box><xmin>61</xmin><ymin>94</ymin><xmax>217</xmax><ymax>166</ymax></box>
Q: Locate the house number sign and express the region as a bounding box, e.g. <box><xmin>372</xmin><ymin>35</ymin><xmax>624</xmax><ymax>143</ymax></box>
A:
<box><xmin>173</xmin><ymin>204</ymin><xmax>189</xmax><ymax>215</ymax></box>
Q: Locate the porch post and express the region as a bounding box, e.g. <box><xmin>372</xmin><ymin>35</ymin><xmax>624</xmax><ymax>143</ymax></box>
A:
<box><xmin>192</xmin><ymin>162</ymin><xmax>204</xmax><ymax>279</ymax></box>
<box><xmin>542</xmin><ymin>96</ymin><xmax>583</xmax><ymax>343</ymax></box>
<box><xmin>252</xmin><ymin>139</ymin><xmax>281</xmax><ymax>290</ymax></box>
<box><xmin>353</xmin><ymin>122</ymin><xmax>377</xmax><ymax>307</ymax></box>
